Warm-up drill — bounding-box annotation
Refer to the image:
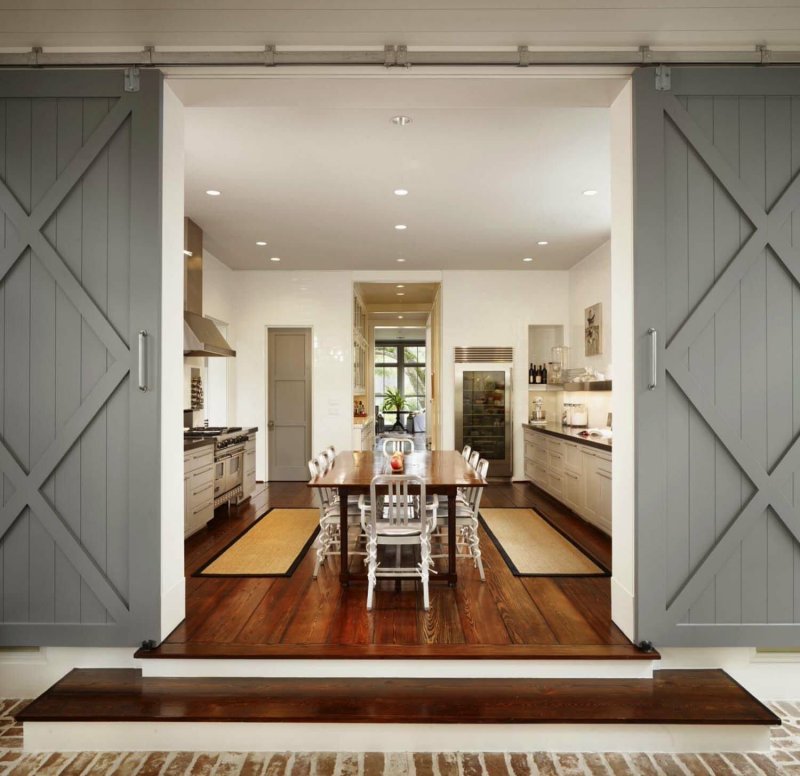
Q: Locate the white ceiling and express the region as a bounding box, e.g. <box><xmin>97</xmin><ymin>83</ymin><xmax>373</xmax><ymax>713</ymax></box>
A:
<box><xmin>2</xmin><ymin>2</ymin><xmax>797</xmax><ymax>47</ymax></box>
<box><xmin>184</xmin><ymin>94</ymin><xmax>611</xmax><ymax>271</ymax></box>
<box><xmin>358</xmin><ymin>283</ymin><xmax>439</xmax><ymax>305</ymax></box>
<box><xmin>375</xmin><ymin>326</ymin><xmax>427</xmax><ymax>342</ymax></box>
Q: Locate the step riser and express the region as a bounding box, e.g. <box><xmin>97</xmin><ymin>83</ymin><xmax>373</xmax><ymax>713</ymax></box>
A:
<box><xmin>139</xmin><ymin>659</ymin><xmax>655</xmax><ymax>680</ymax></box>
<box><xmin>23</xmin><ymin>721</ymin><xmax>771</xmax><ymax>754</ymax></box>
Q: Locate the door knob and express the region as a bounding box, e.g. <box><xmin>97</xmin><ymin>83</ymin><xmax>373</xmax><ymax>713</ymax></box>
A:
<box><xmin>268</xmin><ymin>420</ymin><xmax>275</xmax><ymax>430</ymax></box>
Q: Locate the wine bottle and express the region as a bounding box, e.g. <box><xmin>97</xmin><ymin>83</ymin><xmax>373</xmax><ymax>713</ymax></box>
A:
<box><xmin>542</xmin><ymin>363</ymin><xmax>548</xmax><ymax>384</ymax></box>
<box><xmin>534</xmin><ymin>365</ymin><xmax>542</xmax><ymax>384</ymax></box>
<box><xmin>528</xmin><ymin>363</ymin><xmax>534</xmax><ymax>384</ymax></box>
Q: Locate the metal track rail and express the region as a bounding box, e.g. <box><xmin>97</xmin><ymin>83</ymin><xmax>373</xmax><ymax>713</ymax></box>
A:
<box><xmin>0</xmin><ymin>44</ymin><xmax>796</xmax><ymax>69</ymax></box>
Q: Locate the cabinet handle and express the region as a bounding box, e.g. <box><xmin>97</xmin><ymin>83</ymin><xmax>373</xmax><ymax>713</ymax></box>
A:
<box><xmin>138</xmin><ymin>330</ymin><xmax>148</xmax><ymax>392</ymax></box>
<box><xmin>597</xmin><ymin>471</ymin><xmax>612</xmax><ymax>481</ymax></box>
<box><xmin>647</xmin><ymin>327</ymin><xmax>658</xmax><ymax>391</ymax></box>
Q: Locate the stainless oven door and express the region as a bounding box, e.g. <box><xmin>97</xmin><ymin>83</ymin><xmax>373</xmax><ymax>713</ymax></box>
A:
<box><xmin>214</xmin><ymin>457</ymin><xmax>226</xmax><ymax>497</ymax></box>
<box><xmin>224</xmin><ymin>451</ymin><xmax>244</xmax><ymax>495</ymax></box>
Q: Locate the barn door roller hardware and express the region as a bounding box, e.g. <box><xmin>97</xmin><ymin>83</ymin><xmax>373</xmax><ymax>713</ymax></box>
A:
<box><xmin>0</xmin><ymin>44</ymin><xmax>791</xmax><ymax>68</ymax></box>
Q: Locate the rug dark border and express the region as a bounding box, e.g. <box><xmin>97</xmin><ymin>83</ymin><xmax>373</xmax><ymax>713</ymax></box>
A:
<box><xmin>478</xmin><ymin>509</ymin><xmax>610</xmax><ymax>578</ymax></box>
<box><xmin>194</xmin><ymin>507</ymin><xmax>320</xmax><ymax>579</ymax></box>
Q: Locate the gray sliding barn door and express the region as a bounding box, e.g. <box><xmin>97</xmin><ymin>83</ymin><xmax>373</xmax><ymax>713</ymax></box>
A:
<box><xmin>635</xmin><ymin>67</ymin><xmax>800</xmax><ymax>646</ymax></box>
<box><xmin>0</xmin><ymin>70</ymin><xmax>163</xmax><ymax>646</ymax></box>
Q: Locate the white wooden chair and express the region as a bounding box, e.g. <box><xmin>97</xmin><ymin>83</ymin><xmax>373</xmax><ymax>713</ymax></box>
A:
<box><xmin>431</xmin><ymin>458</ymin><xmax>488</xmax><ymax>582</ymax></box>
<box><xmin>358</xmin><ymin>474</ymin><xmax>437</xmax><ymax>610</ymax></box>
<box><xmin>468</xmin><ymin>449</ymin><xmax>480</xmax><ymax>470</ymax></box>
<box><xmin>382</xmin><ymin>436</ymin><xmax>414</xmax><ymax>455</ymax></box>
<box><xmin>308</xmin><ymin>455</ymin><xmax>363</xmax><ymax>579</ymax></box>
<box><xmin>461</xmin><ymin>445</ymin><xmax>472</xmax><ymax>460</ymax></box>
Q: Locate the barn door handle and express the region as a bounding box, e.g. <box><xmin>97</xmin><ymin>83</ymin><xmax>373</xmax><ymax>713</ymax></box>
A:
<box><xmin>647</xmin><ymin>328</ymin><xmax>658</xmax><ymax>391</ymax></box>
<box><xmin>138</xmin><ymin>330</ymin><xmax>148</xmax><ymax>392</ymax></box>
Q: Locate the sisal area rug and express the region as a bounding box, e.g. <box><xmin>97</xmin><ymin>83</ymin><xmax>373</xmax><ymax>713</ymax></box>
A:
<box><xmin>196</xmin><ymin>508</ymin><xmax>320</xmax><ymax>577</ymax></box>
<box><xmin>479</xmin><ymin>508</ymin><xmax>607</xmax><ymax>577</ymax></box>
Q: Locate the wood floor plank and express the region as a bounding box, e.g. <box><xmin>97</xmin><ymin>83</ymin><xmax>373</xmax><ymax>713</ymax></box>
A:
<box><xmin>417</xmin><ymin>588</ymin><xmax>467</xmax><ymax>645</ymax></box>
<box><xmin>555</xmin><ymin>577</ymin><xmax>633</xmax><ymax>646</ymax></box>
<box><xmin>522</xmin><ymin>578</ymin><xmax>606</xmax><ymax>646</ymax></box>
<box><xmin>18</xmin><ymin>668</ymin><xmax>780</xmax><ymax>726</ymax></box>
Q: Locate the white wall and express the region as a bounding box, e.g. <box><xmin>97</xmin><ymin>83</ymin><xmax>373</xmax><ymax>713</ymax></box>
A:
<box><xmin>609</xmin><ymin>80</ymin><xmax>636</xmax><ymax>641</ymax></box>
<box><xmin>568</xmin><ymin>239</ymin><xmax>611</xmax><ymax>377</ymax></box>
<box><xmin>440</xmin><ymin>271</ymin><xmax>571</xmax><ymax>480</ymax></box>
<box><xmin>160</xmin><ymin>82</ymin><xmax>187</xmax><ymax>639</ymax></box>
<box><xmin>222</xmin><ymin>270</ymin><xmax>354</xmax><ymax>481</ymax></box>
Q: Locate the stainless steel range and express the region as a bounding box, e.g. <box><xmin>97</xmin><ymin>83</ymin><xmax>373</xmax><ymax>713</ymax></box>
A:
<box><xmin>184</xmin><ymin>426</ymin><xmax>249</xmax><ymax>507</ymax></box>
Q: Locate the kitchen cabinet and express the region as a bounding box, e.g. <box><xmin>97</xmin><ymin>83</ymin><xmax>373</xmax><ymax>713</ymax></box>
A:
<box><xmin>352</xmin><ymin>420</ymin><xmax>374</xmax><ymax>451</ymax></box>
<box><xmin>353</xmin><ymin>292</ymin><xmax>368</xmax><ymax>394</ymax></box>
<box><xmin>523</xmin><ymin>426</ymin><xmax>611</xmax><ymax>535</ymax></box>
<box><xmin>184</xmin><ymin>445</ymin><xmax>215</xmax><ymax>538</ymax></box>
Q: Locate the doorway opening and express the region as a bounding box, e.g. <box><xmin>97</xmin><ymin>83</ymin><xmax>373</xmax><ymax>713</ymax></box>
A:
<box><xmin>167</xmin><ymin>68</ymin><xmax>637</xmax><ymax>659</ymax></box>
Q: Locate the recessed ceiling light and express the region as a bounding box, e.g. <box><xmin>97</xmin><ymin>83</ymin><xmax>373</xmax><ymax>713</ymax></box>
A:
<box><xmin>183</xmin><ymin>250</ymin><xmax>193</xmax><ymax>257</ymax></box>
<box><xmin>396</xmin><ymin>284</ymin><xmax>405</xmax><ymax>288</ymax></box>
<box><xmin>394</xmin><ymin>188</ymin><xmax>409</xmax><ymax>196</ymax></box>
<box><xmin>270</xmin><ymin>257</ymin><xmax>281</xmax><ymax>262</ymax></box>
<box><xmin>391</xmin><ymin>115</ymin><xmax>412</xmax><ymax>126</ymax></box>
<box><xmin>396</xmin><ymin>292</ymin><xmax>405</xmax><ymax>296</ymax></box>
<box><xmin>205</xmin><ymin>189</ymin><xmax>221</xmax><ymax>196</ymax></box>
<box><xmin>537</xmin><ymin>240</ymin><xmax>549</xmax><ymax>246</ymax></box>
<box><xmin>256</xmin><ymin>241</ymin><xmax>267</xmax><ymax>246</ymax></box>
<box><xmin>523</xmin><ymin>257</ymin><xmax>533</xmax><ymax>263</ymax></box>
<box><xmin>398</xmin><ymin>316</ymin><xmax>404</xmax><ymax>320</ymax></box>
<box><xmin>583</xmin><ymin>189</ymin><xmax>598</xmax><ymax>196</ymax></box>
<box><xmin>397</xmin><ymin>258</ymin><xmax>406</xmax><ymax>263</ymax></box>
<box><xmin>394</xmin><ymin>224</ymin><xmax>407</xmax><ymax>231</ymax></box>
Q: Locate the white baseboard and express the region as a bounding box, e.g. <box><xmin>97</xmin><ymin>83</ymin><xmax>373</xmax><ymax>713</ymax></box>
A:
<box><xmin>160</xmin><ymin>577</ymin><xmax>186</xmax><ymax>641</ymax></box>
<box><xmin>611</xmin><ymin>576</ymin><xmax>635</xmax><ymax>642</ymax></box>
<box><xmin>23</xmin><ymin>721</ymin><xmax>771</xmax><ymax>754</ymax></box>
<box><xmin>139</xmin><ymin>658</ymin><xmax>654</xmax><ymax>680</ymax></box>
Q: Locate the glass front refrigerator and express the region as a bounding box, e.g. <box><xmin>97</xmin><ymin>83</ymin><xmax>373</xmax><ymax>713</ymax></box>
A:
<box><xmin>454</xmin><ymin>357</ymin><xmax>513</xmax><ymax>477</ymax></box>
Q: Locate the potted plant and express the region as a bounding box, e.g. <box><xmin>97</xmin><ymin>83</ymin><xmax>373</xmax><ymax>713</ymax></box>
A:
<box><xmin>382</xmin><ymin>388</ymin><xmax>407</xmax><ymax>431</ymax></box>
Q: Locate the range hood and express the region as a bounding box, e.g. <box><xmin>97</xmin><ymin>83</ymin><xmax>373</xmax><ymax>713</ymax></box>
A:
<box><xmin>183</xmin><ymin>217</ymin><xmax>236</xmax><ymax>358</ymax></box>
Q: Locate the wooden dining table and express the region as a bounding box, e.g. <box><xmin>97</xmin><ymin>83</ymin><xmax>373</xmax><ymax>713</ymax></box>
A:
<box><xmin>308</xmin><ymin>450</ymin><xmax>488</xmax><ymax>586</ymax></box>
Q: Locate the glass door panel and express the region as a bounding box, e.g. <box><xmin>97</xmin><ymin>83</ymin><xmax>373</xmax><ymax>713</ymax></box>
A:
<box><xmin>462</xmin><ymin>370</ymin><xmax>506</xmax><ymax>460</ymax></box>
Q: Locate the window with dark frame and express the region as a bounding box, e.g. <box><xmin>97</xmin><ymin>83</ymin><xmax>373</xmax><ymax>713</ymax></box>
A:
<box><xmin>374</xmin><ymin>341</ymin><xmax>426</xmax><ymax>429</ymax></box>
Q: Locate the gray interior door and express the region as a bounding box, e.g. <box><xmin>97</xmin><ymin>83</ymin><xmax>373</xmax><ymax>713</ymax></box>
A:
<box><xmin>0</xmin><ymin>69</ymin><xmax>163</xmax><ymax>646</ymax></box>
<box><xmin>635</xmin><ymin>67</ymin><xmax>800</xmax><ymax>646</ymax></box>
<box><xmin>268</xmin><ymin>328</ymin><xmax>312</xmax><ymax>481</ymax></box>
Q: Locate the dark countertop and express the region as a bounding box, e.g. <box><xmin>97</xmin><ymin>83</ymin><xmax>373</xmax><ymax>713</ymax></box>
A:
<box><xmin>522</xmin><ymin>422</ymin><xmax>612</xmax><ymax>452</ymax></box>
<box><xmin>184</xmin><ymin>437</ymin><xmax>215</xmax><ymax>453</ymax></box>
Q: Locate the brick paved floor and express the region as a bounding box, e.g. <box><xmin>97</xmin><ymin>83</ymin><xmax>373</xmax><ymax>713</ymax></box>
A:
<box><xmin>2</xmin><ymin>698</ymin><xmax>800</xmax><ymax>775</ymax></box>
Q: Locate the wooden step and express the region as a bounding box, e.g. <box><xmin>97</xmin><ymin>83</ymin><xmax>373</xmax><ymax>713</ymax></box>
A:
<box><xmin>18</xmin><ymin>668</ymin><xmax>776</xmax><ymax>726</ymax></box>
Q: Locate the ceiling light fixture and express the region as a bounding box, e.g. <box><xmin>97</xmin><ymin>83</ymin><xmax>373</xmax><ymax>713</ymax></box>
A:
<box><xmin>394</xmin><ymin>224</ymin><xmax>407</xmax><ymax>231</ymax></box>
<box><xmin>537</xmin><ymin>240</ymin><xmax>549</xmax><ymax>246</ymax></box>
<box><xmin>391</xmin><ymin>115</ymin><xmax>412</xmax><ymax>126</ymax></box>
<box><xmin>205</xmin><ymin>189</ymin><xmax>221</xmax><ymax>196</ymax></box>
<box><xmin>397</xmin><ymin>258</ymin><xmax>406</xmax><ymax>263</ymax></box>
<box><xmin>396</xmin><ymin>284</ymin><xmax>405</xmax><ymax>288</ymax></box>
<box><xmin>270</xmin><ymin>257</ymin><xmax>281</xmax><ymax>262</ymax></box>
<box><xmin>183</xmin><ymin>250</ymin><xmax>192</xmax><ymax>257</ymax></box>
<box><xmin>398</xmin><ymin>316</ymin><xmax>404</xmax><ymax>320</ymax></box>
<box><xmin>256</xmin><ymin>241</ymin><xmax>267</xmax><ymax>246</ymax></box>
<box><xmin>394</xmin><ymin>188</ymin><xmax>409</xmax><ymax>196</ymax></box>
<box><xmin>396</xmin><ymin>292</ymin><xmax>405</xmax><ymax>296</ymax></box>
<box><xmin>583</xmin><ymin>189</ymin><xmax>598</xmax><ymax>197</ymax></box>
<box><xmin>523</xmin><ymin>257</ymin><xmax>533</xmax><ymax>263</ymax></box>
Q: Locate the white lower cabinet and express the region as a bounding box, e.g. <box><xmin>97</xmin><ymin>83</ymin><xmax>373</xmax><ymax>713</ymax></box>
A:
<box><xmin>523</xmin><ymin>427</ymin><xmax>611</xmax><ymax>536</ymax></box>
<box><xmin>352</xmin><ymin>420</ymin><xmax>374</xmax><ymax>451</ymax></box>
<box><xmin>184</xmin><ymin>445</ymin><xmax>215</xmax><ymax>538</ymax></box>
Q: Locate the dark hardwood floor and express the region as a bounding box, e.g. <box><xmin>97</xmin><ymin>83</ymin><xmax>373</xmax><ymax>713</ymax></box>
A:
<box><xmin>147</xmin><ymin>480</ymin><xmax>647</xmax><ymax>659</ymax></box>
